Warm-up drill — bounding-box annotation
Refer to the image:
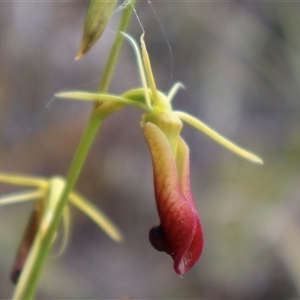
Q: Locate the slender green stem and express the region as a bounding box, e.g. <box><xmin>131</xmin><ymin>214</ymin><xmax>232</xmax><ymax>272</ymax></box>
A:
<box><xmin>99</xmin><ymin>0</ymin><xmax>136</xmax><ymax>93</ymax></box>
<box><xmin>17</xmin><ymin>2</ymin><xmax>136</xmax><ymax>298</ymax></box>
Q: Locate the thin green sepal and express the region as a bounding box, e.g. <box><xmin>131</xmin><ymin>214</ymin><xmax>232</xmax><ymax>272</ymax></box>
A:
<box><xmin>56</xmin><ymin>91</ymin><xmax>150</xmax><ymax>111</ymax></box>
<box><xmin>175</xmin><ymin>111</ymin><xmax>263</xmax><ymax>164</ymax></box>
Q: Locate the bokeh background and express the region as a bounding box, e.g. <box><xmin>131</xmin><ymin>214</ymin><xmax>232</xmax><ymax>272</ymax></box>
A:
<box><xmin>1</xmin><ymin>1</ymin><xmax>300</xmax><ymax>299</ymax></box>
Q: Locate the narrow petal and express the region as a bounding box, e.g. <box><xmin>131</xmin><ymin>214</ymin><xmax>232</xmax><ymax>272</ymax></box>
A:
<box><xmin>56</xmin><ymin>91</ymin><xmax>149</xmax><ymax>111</ymax></box>
<box><xmin>143</xmin><ymin>122</ymin><xmax>203</xmax><ymax>274</ymax></box>
<box><xmin>176</xmin><ymin>138</ymin><xmax>193</xmax><ymax>202</ymax></box>
<box><xmin>69</xmin><ymin>191</ymin><xmax>123</xmax><ymax>243</ymax></box>
<box><xmin>0</xmin><ymin>173</ymin><xmax>48</xmax><ymax>188</ymax></box>
<box><xmin>0</xmin><ymin>190</ymin><xmax>44</xmax><ymax>206</ymax></box>
<box><xmin>175</xmin><ymin>138</ymin><xmax>204</xmax><ymax>274</ymax></box>
<box><xmin>175</xmin><ymin>111</ymin><xmax>263</xmax><ymax>164</ymax></box>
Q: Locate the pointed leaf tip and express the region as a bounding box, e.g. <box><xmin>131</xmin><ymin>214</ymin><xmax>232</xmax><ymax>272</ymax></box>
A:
<box><xmin>75</xmin><ymin>52</ymin><xmax>83</xmax><ymax>61</ymax></box>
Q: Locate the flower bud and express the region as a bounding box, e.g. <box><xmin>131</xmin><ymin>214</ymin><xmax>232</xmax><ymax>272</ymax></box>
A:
<box><xmin>76</xmin><ymin>0</ymin><xmax>117</xmax><ymax>59</ymax></box>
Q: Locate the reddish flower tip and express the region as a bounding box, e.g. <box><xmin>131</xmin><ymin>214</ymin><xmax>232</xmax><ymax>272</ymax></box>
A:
<box><xmin>143</xmin><ymin>122</ymin><xmax>204</xmax><ymax>275</ymax></box>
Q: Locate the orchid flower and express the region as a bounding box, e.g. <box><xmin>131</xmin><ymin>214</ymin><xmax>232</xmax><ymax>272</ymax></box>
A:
<box><xmin>0</xmin><ymin>173</ymin><xmax>122</xmax><ymax>287</ymax></box>
<box><xmin>144</xmin><ymin>122</ymin><xmax>204</xmax><ymax>274</ymax></box>
<box><xmin>56</xmin><ymin>33</ymin><xmax>263</xmax><ymax>274</ymax></box>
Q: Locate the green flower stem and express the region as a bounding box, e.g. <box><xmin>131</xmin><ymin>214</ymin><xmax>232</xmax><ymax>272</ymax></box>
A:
<box><xmin>99</xmin><ymin>0</ymin><xmax>136</xmax><ymax>93</ymax></box>
<box><xmin>16</xmin><ymin>2</ymin><xmax>136</xmax><ymax>299</ymax></box>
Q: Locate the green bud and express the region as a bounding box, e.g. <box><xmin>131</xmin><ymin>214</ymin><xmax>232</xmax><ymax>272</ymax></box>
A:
<box><xmin>76</xmin><ymin>0</ymin><xmax>117</xmax><ymax>59</ymax></box>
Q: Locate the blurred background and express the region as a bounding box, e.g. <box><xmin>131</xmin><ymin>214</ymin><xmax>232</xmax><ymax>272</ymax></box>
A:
<box><xmin>1</xmin><ymin>1</ymin><xmax>300</xmax><ymax>299</ymax></box>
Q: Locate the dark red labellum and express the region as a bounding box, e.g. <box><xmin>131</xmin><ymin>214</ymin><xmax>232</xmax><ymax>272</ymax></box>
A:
<box><xmin>149</xmin><ymin>225</ymin><xmax>170</xmax><ymax>253</ymax></box>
